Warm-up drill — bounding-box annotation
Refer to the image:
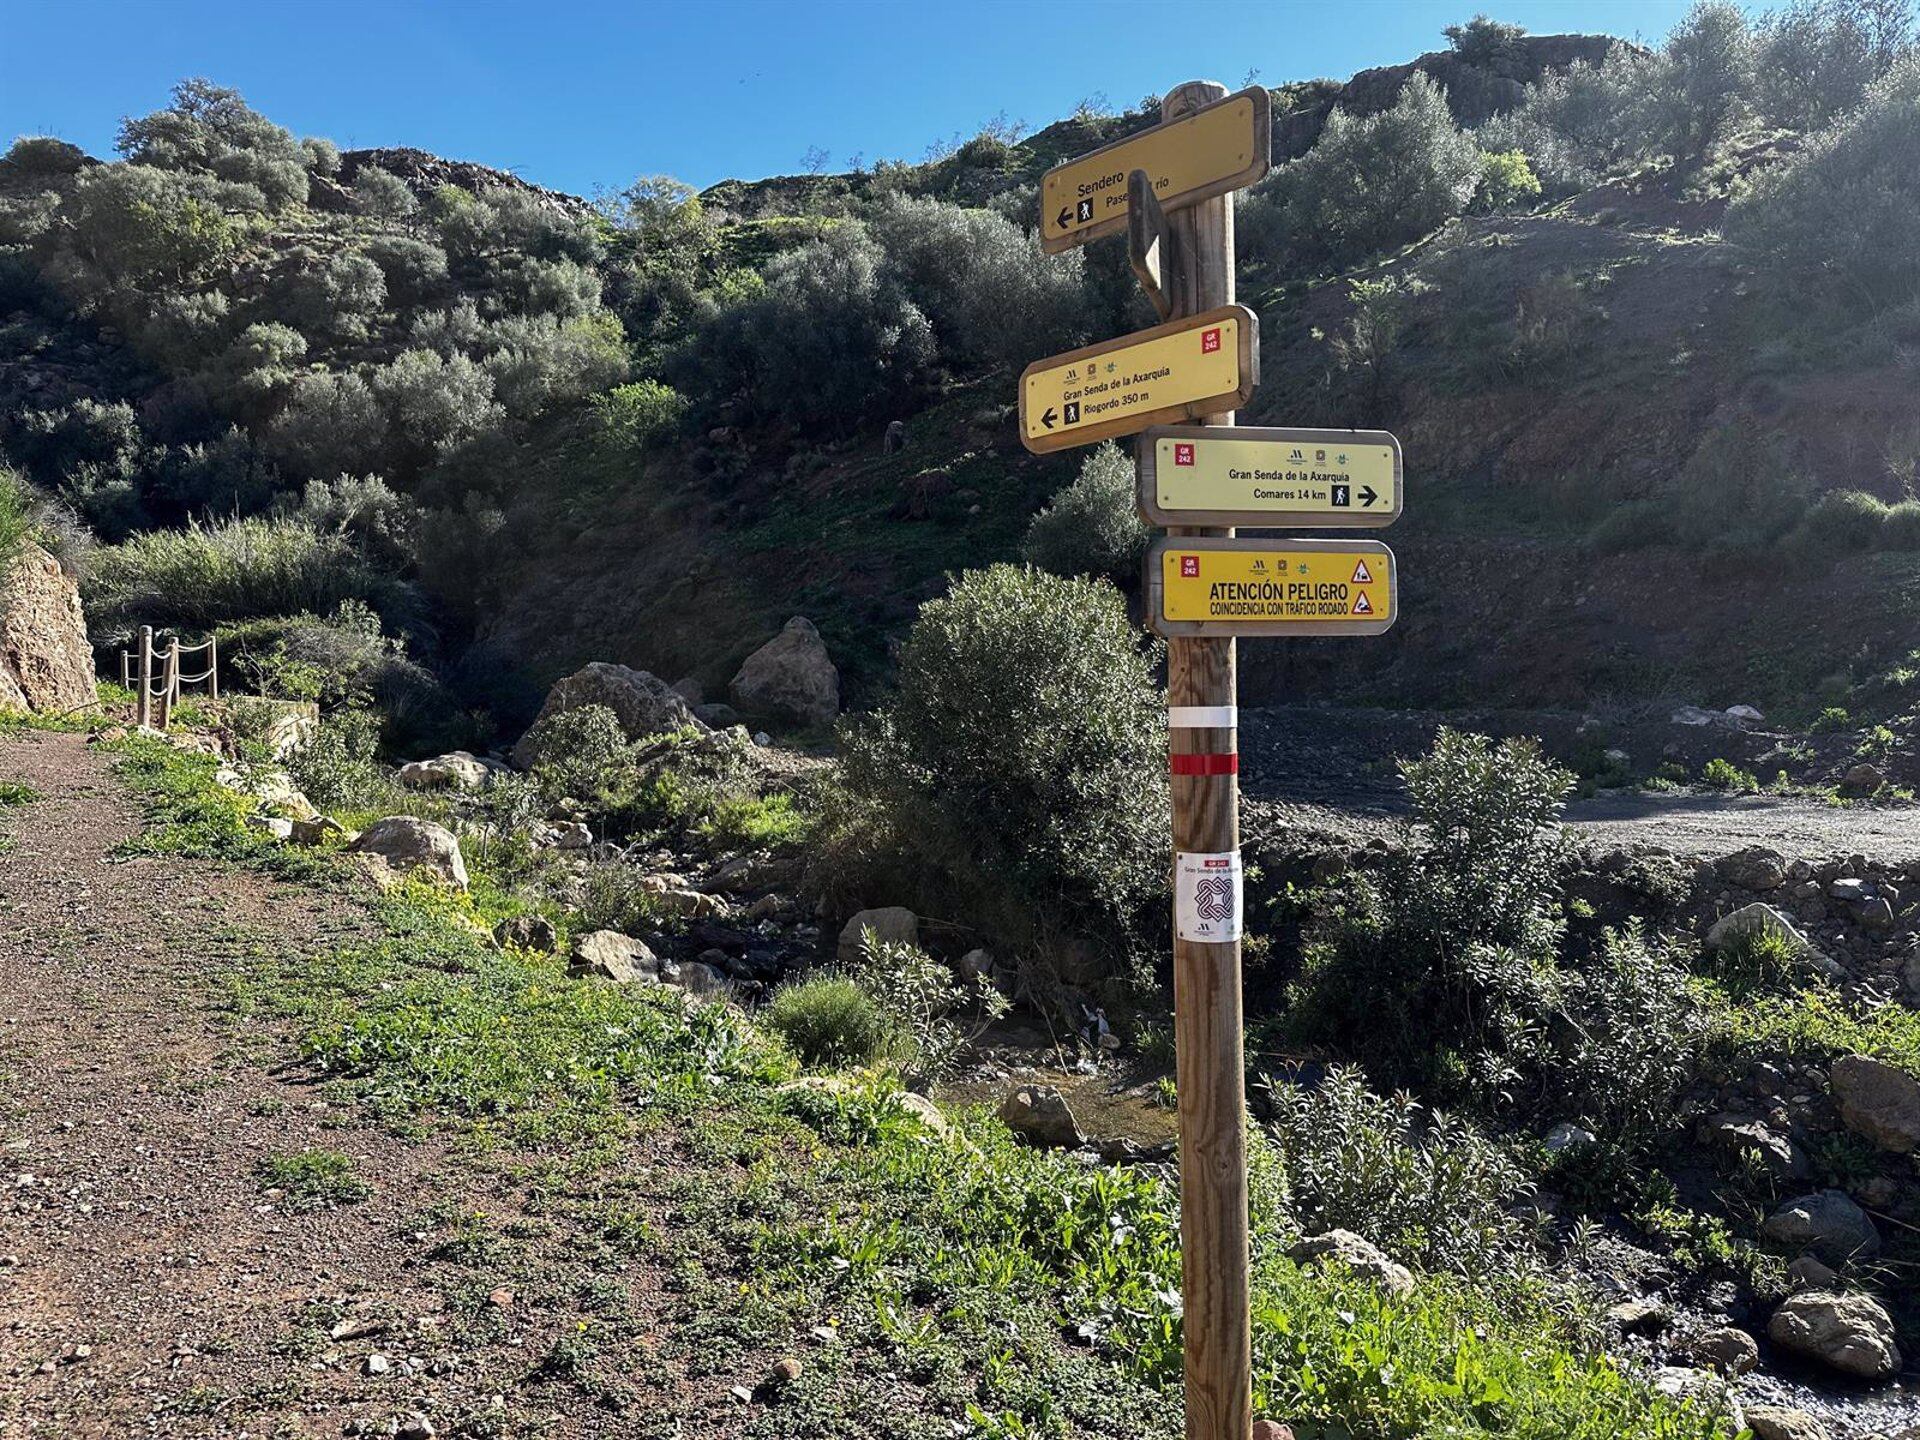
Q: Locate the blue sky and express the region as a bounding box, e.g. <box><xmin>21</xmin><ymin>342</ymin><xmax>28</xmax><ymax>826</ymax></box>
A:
<box><xmin>3</xmin><ymin>0</ymin><xmax>1698</xmax><ymax>196</ymax></box>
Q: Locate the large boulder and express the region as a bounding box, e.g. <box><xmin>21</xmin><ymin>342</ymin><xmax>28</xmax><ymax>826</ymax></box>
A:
<box><xmin>0</xmin><ymin>542</ymin><xmax>93</xmax><ymax>714</ymax></box>
<box><xmin>512</xmin><ymin>662</ymin><xmax>704</xmax><ymax>767</ymax></box>
<box><xmin>1762</xmin><ymin>1189</ymin><xmax>1881</xmax><ymax>1262</ymax></box>
<box><xmin>1830</xmin><ymin>1054</ymin><xmax>1920</xmax><ymax>1153</ymax></box>
<box><xmin>727</xmin><ymin>616</ymin><xmax>839</xmax><ymax>730</ymax></box>
<box><xmin>1743</xmin><ymin>1407</ymin><xmax>1829</xmax><ymax>1440</ymax></box>
<box><xmin>1286</xmin><ymin>1230</ymin><xmax>1415</xmax><ymax>1298</ymax></box>
<box><xmin>395</xmin><ymin>751</ymin><xmax>491</xmax><ymax>791</ymax></box>
<box><xmin>1768</xmin><ymin>1290</ymin><xmax>1902</xmax><ymax>1379</ymax></box>
<box><xmin>1717</xmin><ymin>846</ymin><xmax>1788</xmax><ymax>892</ymax></box>
<box><xmin>348</xmin><ymin>816</ymin><xmax>469</xmax><ymax>889</ymax></box>
<box><xmin>837</xmin><ymin>906</ymin><xmax>920</xmax><ymax>963</ymax></box>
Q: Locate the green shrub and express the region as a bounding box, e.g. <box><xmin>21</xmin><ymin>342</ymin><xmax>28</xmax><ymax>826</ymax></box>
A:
<box><xmin>116</xmin><ymin>78</ymin><xmax>312</xmax><ymax>210</ymax></box>
<box><xmin>1446</xmin><ymin>14</ymin><xmax>1529</xmax><ymax>66</ymax></box>
<box><xmin>591</xmin><ymin>380</ymin><xmax>688</xmax><ymax>451</ymax></box>
<box><xmin>1263</xmin><ymin>1066</ymin><xmax>1536</xmax><ymax>1278</ymax></box>
<box><xmin>0</xmin><ymin>463</ymin><xmax>37</xmax><ymax>576</ymax></box>
<box><xmin>1881</xmin><ymin>498</ymin><xmax>1920</xmax><ymax>547</ymax></box>
<box><xmin>351</xmin><ymin>164</ymin><xmax>417</xmax><ymax>220</ymax></box>
<box><xmin>284</xmin><ymin>707</ymin><xmax>384</xmax><ymax>809</ymax></box>
<box><xmin>845</xmin><ymin>933</ymin><xmax>1006</xmax><ymax>1085</ymax></box>
<box><xmin>832</xmin><ymin>565</ymin><xmax>1167</xmax><ymax>973</ymax></box>
<box><xmin>1709</xmin><ymin>924</ymin><xmax>1807</xmax><ymax>995</ymax></box>
<box><xmin>1797</xmin><ymin>488</ymin><xmax>1890</xmax><ymax>552</ymax></box>
<box><xmin>1558</xmin><ymin>926</ymin><xmax>1710</xmax><ymax>1150</ymax></box>
<box><xmin>1475</xmin><ymin>45</ymin><xmax>1663</xmax><ymax>192</ymax></box>
<box><xmin>1474</xmin><ymin>148</ymin><xmax>1543</xmax><ymax>210</ymax></box>
<box><xmin>765</xmin><ymin>975</ymin><xmax>894</xmax><ymax>1069</ymax></box>
<box><xmin>1243</xmin><ymin>73</ymin><xmax>1481</xmax><ymax>273</ymax></box>
<box><xmin>87</xmin><ymin>515</ymin><xmax>421</xmax><ymax>641</ymax></box>
<box><xmin>1700</xmin><ymin>757</ymin><xmax>1760</xmax><ymax>790</ymax></box>
<box><xmin>1022</xmin><ymin>441</ymin><xmax>1151</xmax><ymax>583</ymax></box>
<box><xmin>1726</xmin><ymin>54</ymin><xmax>1920</xmax><ymax>318</ymax></box>
<box><xmin>869</xmin><ymin>194</ymin><xmax>1094</xmax><ymax>371</ymax></box>
<box><xmin>2</xmin><ymin>135</ymin><xmax>87</xmax><ymax>176</ymax></box>
<box><xmin>1286</xmin><ymin>730</ymin><xmax>1573</xmax><ymax>1100</ymax></box>
<box><xmin>257</xmin><ymin>1148</ymin><xmax>370</xmax><ymax>1210</ymax></box>
<box><xmin>520</xmin><ymin>703</ymin><xmax>633</xmax><ymax>803</ymax></box>
<box><xmin>1811</xmin><ymin>705</ymin><xmax>1852</xmax><ymax>732</ymax></box>
<box><xmin>1650</xmin><ymin>2</ymin><xmax>1754</xmax><ymax>163</ymax></box>
<box><xmin>676</xmin><ymin>225</ymin><xmax>935</xmax><ymax>436</ymax></box>
<box><xmin>61</xmin><ymin>164</ymin><xmax>242</xmax><ymax>286</ymax></box>
<box><xmin>1753</xmin><ymin>0</ymin><xmax>1917</xmax><ymax>132</ymax></box>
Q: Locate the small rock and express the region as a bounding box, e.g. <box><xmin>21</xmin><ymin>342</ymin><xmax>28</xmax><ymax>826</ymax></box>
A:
<box><xmin>394</xmin><ymin>752</ymin><xmax>490</xmax><ymax>791</ymax></box>
<box><xmin>568</xmin><ymin>930</ymin><xmax>660</xmax><ymax>984</ymax></box>
<box><xmin>728</xmin><ymin>616</ymin><xmax>840</xmax><ymax>729</ymax></box>
<box><xmin>1704</xmin><ymin>904</ymin><xmax>1842</xmax><ymax>981</ymax></box>
<box><xmin>1287</xmin><ymin>1230</ymin><xmax>1415</xmax><ymax>1297</ymax></box>
<box><xmin>543</xmin><ymin>820</ymin><xmax>593</xmax><ymax>851</ymax></box>
<box><xmin>1691</xmin><ymin>1326</ymin><xmax>1759</xmax><ymax>1376</ymax></box>
<box><xmin>1718</xmin><ymin>846</ymin><xmax>1789</xmax><ymax>892</ymax></box>
<box><xmin>954</xmin><ymin>948</ymin><xmax>994</xmax><ymax>982</ymax></box>
<box><xmin>1726</xmin><ymin>704</ymin><xmax>1766</xmax><ymax>723</ymax></box>
<box><xmin>365</xmin><ymin>1352</ymin><xmax>392</xmax><ymax>1376</ymax></box>
<box><xmin>1830</xmin><ymin>1054</ymin><xmax>1920</xmax><ymax>1153</ymax></box>
<box><xmin>837</xmin><ymin>906</ymin><xmax>920</xmax><ymax>963</ymax></box>
<box><xmin>248</xmin><ymin>814</ymin><xmax>294</xmax><ymax>841</ymax></box>
<box><xmin>1744</xmin><ymin>1406</ymin><xmax>1830</xmax><ymax>1440</ymax></box>
<box><xmin>1841</xmin><ymin>764</ymin><xmax>1886</xmax><ymax>795</ymax></box>
<box><xmin>998</xmin><ymin>1085</ymin><xmax>1083</xmax><ymax>1149</ymax></box>
<box><xmin>1768</xmin><ymin>1289</ymin><xmax>1902</xmax><ymax>1379</ymax></box>
<box><xmin>1700</xmin><ymin>1112</ymin><xmax>1808</xmax><ymax>1180</ymax></box>
<box><xmin>1762</xmin><ymin>1189</ymin><xmax>1881</xmax><ymax>1262</ymax></box>
<box><xmin>492</xmin><ymin>915</ymin><xmax>557</xmax><ymax>954</ymax></box>
<box><xmin>1543</xmin><ymin>1121</ymin><xmax>1597</xmax><ymax>1153</ymax></box>
<box><xmin>1857</xmin><ymin>898</ymin><xmax>1896</xmax><ymax>933</ymax></box>
<box><xmin>1788</xmin><ymin>1254</ymin><xmax>1840</xmax><ymax>1291</ymax></box>
<box><xmin>893</xmin><ymin>1092</ymin><xmax>949</xmax><ymax>1135</ymax></box>
<box><xmin>770</xmin><ymin>1356</ymin><xmax>803</xmax><ymax>1384</ymax></box>
<box><xmin>290</xmin><ymin>815</ymin><xmax>347</xmax><ymax>847</ymax></box>
<box><xmin>1608</xmin><ymin>1297</ymin><xmax>1670</xmax><ymax>1336</ymax></box>
<box><xmin>395</xmin><ymin>1415</ymin><xmax>436</xmax><ymax>1440</ymax></box>
<box><xmin>664</xmin><ymin>959</ymin><xmax>730</xmax><ymax>999</ymax></box>
<box><xmin>1252</xmin><ymin>1424</ymin><xmax>1295</xmax><ymax>1440</ymax></box>
<box><xmin>486</xmin><ymin>1288</ymin><xmax>513</xmax><ymax>1309</ymax></box>
<box><xmin>348</xmin><ymin>816</ymin><xmax>469</xmax><ymax>889</ymax></box>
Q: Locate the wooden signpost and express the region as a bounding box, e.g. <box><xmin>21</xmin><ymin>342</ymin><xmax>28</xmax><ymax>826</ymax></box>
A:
<box><xmin>1024</xmin><ymin>77</ymin><xmax>1404</xmax><ymax>1440</ymax></box>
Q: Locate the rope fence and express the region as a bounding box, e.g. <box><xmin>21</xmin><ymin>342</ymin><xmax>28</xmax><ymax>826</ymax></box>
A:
<box><xmin>122</xmin><ymin>626</ymin><xmax>219</xmax><ymax>730</ymax></box>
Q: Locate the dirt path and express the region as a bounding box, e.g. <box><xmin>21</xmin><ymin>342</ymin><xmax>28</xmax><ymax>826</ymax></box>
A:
<box><xmin>0</xmin><ymin>731</ymin><xmax>459</xmax><ymax>1436</ymax></box>
<box><xmin>1242</xmin><ymin>703</ymin><xmax>1920</xmax><ymax>860</ymax></box>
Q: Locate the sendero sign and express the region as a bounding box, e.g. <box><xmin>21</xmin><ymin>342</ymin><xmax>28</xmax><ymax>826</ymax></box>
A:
<box><xmin>1147</xmin><ymin>537</ymin><xmax>1398</xmax><ymax>637</ymax></box>
<box><xmin>1040</xmin><ymin>87</ymin><xmax>1271</xmax><ymax>254</ymax></box>
<box><xmin>1019</xmin><ymin>305</ymin><xmax>1257</xmax><ymax>454</ymax></box>
<box><xmin>1139</xmin><ymin>425</ymin><xmax>1402</xmax><ymax>528</ymax></box>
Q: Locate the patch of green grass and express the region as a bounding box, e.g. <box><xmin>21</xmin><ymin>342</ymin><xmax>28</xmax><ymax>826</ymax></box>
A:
<box><xmin>698</xmin><ymin>789</ymin><xmax>811</xmax><ymax>849</ymax></box>
<box><xmin>0</xmin><ymin>779</ymin><xmax>38</xmax><ymax>807</ymax></box>
<box><xmin>106</xmin><ymin>734</ymin><xmax>334</xmax><ymax>881</ymax></box>
<box><xmin>1714</xmin><ymin>983</ymin><xmax>1920</xmax><ymax>1080</ymax></box>
<box><xmin>110</xmin><ymin>721</ymin><xmax>1734</xmax><ymax>1440</ymax></box>
<box><xmin>258</xmin><ymin>1147</ymin><xmax>371</xmax><ymax>1210</ymax></box>
<box><xmin>1699</xmin><ymin>757</ymin><xmax>1759</xmax><ymax>792</ymax></box>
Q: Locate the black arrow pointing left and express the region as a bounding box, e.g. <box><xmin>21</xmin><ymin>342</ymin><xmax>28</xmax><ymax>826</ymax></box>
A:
<box><xmin>1056</xmin><ymin>207</ymin><xmax>1073</xmax><ymax>230</ymax></box>
<box><xmin>1041</xmin><ymin>407</ymin><xmax>1057</xmax><ymax>430</ymax></box>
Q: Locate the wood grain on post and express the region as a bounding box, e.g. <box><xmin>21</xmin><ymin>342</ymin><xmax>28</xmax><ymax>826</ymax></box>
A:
<box><xmin>208</xmin><ymin>636</ymin><xmax>219</xmax><ymax>701</ymax></box>
<box><xmin>136</xmin><ymin>626</ymin><xmax>153</xmax><ymax>730</ymax></box>
<box><xmin>1161</xmin><ymin>77</ymin><xmax>1252</xmax><ymax>1440</ymax></box>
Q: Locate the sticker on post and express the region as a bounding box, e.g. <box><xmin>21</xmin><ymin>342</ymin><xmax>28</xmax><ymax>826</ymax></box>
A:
<box><xmin>1176</xmin><ymin>851</ymin><xmax>1243</xmax><ymax>944</ymax></box>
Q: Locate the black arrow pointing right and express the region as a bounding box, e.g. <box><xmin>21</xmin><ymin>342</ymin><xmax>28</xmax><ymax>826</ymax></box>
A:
<box><xmin>1359</xmin><ymin>485</ymin><xmax>1379</xmax><ymax>507</ymax></box>
<box><xmin>1041</xmin><ymin>407</ymin><xmax>1057</xmax><ymax>430</ymax></box>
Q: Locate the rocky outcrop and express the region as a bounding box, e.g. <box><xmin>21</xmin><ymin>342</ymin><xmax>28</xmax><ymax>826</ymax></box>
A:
<box><xmin>727</xmin><ymin>616</ymin><xmax>839</xmax><ymax>730</ymax></box>
<box><xmin>1271</xmin><ymin>33</ymin><xmax>1622</xmax><ymax>159</ymax></box>
<box><xmin>512</xmin><ymin>662</ymin><xmax>705</xmax><ymax>767</ymax></box>
<box><xmin>348</xmin><ymin>816</ymin><xmax>469</xmax><ymax>889</ymax></box>
<box><xmin>1286</xmin><ymin>1230</ymin><xmax>1415</xmax><ymax>1297</ymax></box>
<box><xmin>0</xmin><ymin>542</ymin><xmax>93</xmax><ymax>714</ymax></box>
<box><xmin>1767</xmin><ymin>1290</ymin><xmax>1902</xmax><ymax>1379</ymax></box>
<box><xmin>1743</xmin><ymin>1407</ymin><xmax>1829</xmax><ymax>1440</ymax></box>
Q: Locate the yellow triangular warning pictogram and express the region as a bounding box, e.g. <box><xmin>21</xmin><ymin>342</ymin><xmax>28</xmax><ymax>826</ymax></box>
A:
<box><xmin>1352</xmin><ymin>591</ymin><xmax>1373</xmax><ymax>615</ymax></box>
<box><xmin>1351</xmin><ymin>559</ymin><xmax>1374</xmax><ymax>584</ymax></box>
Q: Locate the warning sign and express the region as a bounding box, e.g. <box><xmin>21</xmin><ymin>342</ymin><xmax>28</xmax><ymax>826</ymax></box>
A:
<box><xmin>1137</xmin><ymin>425</ymin><xmax>1402</xmax><ymax>528</ymax></box>
<box><xmin>1175</xmin><ymin>851</ymin><xmax>1243</xmax><ymax>943</ymax></box>
<box><xmin>1147</xmin><ymin>537</ymin><xmax>1398</xmax><ymax>637</ymax></box>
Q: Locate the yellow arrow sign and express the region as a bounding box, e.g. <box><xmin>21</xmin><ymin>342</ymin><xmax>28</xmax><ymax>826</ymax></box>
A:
<box><xmin>1041</xmin><ymin>87</ymin><xmax>1271</xmax><ymax>254</ymax></box>
<box><xmin>1139</xmin><ymin>426</ymin><xmax>1402</xmax><ymax>528</ymax></box>
<box><xmin>1020</xmin><ymin>305</ymin><xmax>1258</xmax><ymax>455</ymax></box>
<box><xmin>1147</xmin><ymin>537</ymin><xmax>1398</xmax><ymax>637</ymax></box>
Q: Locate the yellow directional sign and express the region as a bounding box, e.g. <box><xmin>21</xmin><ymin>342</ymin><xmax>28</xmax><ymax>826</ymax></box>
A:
<box><xmin>1041</xmin><ymin>87</ymin><xmax>1272</xmax><ymax>254</ymax></box>
<box><xmin>1138</xmin><ymin>426</ymin><xmax>1402</xmax><ymax>528</ymax></box>
<box><xmin>1146</xmin><ymin>537</ymin><xmax>1398</xmax><ymax>637</ymax></box>
<box><xmin>1019</xmin><ymin>305</ymin><xmax>1258</xmax><ymax>454</ymax></box>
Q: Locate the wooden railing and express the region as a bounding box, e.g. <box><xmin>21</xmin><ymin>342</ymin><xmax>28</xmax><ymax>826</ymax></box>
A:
<box><xmin>122</xmin><ymin>625</ymin><xmax>218</xmax><ymax>730</ymax></box>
